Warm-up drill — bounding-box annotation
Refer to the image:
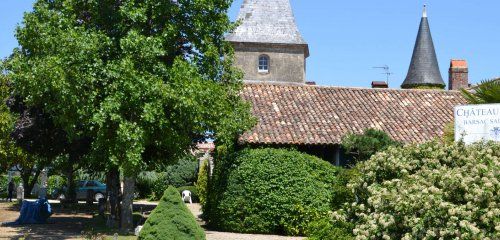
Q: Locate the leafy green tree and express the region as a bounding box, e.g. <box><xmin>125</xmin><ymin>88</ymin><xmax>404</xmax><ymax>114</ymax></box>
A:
<box><xmin>4</xmin><ymin>0</ymin><xmax>253</xmax><ymax>229</ymax></box>
<box><xmin>461</xmin><ymin>78</ymin><xmax>500</xmax><ymax>104</ymax></box>
<box><xmin>1</xmin><ymin>66</ymin><xmax>50</xmax><ymax>196</ymax></box>
<box><xmin>341</xmin><ymin>128</ymin><xmax>400</xmax><ymax>164</ymax></box>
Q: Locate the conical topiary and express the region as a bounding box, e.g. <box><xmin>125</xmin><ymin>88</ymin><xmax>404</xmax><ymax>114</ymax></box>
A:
<box><xmin>139</xmin><ymin>186</ymin><xmax>205</xmax><ymax>240</ymax></box>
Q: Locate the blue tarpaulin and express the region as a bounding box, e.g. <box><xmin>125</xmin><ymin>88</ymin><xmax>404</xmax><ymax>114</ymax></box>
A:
<box><xmin>14</xmin><ymin>198</ymin><xmax>53</xmax><ymax>224</ymax></box>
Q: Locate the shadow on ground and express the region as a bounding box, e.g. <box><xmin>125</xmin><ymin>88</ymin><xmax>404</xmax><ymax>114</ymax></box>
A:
<box><xmin>0</xmin><ymin>201</ymin><xmax>142</xmax><ymax>239</ymax></box>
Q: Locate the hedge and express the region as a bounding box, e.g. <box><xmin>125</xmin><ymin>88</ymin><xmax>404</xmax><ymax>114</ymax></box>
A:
<box><xmin>139</xmin><ymin>186</ymin><xmax>205</xmax><ymax>240</ymax></box>
<box><xmin>205</xmin><ymin>148</ymin><xmax>341</xmax><ymax>236</ymax></box>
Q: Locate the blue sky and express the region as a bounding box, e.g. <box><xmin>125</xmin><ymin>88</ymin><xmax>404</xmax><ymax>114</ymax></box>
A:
<box><xmin>1</xmin><ymin>1</ymin><xmax>499</xmax><ymax>88</ymax></box>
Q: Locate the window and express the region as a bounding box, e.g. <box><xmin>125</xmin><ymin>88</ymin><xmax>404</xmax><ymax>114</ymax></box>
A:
<box><xmin>258</xmin><ymin>55</ymin><xmax>269</xmax><ymax>73</ymax></box>
<box><xmin>86</xmin><ymin>181</ymin><xmax>97</xmax><ymax>187</ymax></box>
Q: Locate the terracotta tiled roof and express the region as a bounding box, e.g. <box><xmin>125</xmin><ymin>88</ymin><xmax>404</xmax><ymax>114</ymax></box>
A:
<box><xmin>240</xmin><ymin>83</ymin><xmax>467</xmax><ymax>145</ymax></box>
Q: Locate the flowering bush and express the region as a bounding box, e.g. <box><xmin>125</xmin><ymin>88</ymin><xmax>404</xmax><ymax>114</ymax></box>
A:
<box><xmin>337</xmin><ymin>141</ymin><xmax>499</xmax><ymax>239</ymax></box>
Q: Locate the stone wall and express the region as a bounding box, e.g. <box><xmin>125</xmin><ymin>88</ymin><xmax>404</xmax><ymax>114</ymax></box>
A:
<box><xmin>232</xmin><ymin>42</ymin><xmax>307</xmax><ymax>83</ymax></box>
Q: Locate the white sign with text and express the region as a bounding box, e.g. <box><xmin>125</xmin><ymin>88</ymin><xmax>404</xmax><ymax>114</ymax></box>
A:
<box><xmin>454</xmin><ymin>104</ymin><xmax>500</xmax><ymax>144</ymax></box>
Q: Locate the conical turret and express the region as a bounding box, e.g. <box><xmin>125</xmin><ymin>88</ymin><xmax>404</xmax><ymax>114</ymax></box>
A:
<box><xmin>402</xmin><ymin>5</ymin><xmax>445</xmax><ymax>89</ymax></box>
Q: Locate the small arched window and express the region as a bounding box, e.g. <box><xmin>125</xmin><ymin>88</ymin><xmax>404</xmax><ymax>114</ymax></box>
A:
<box><xmin>258</xmin><ymin>55</ymin><xmax>269</xmax><ymax>73</ymax></box>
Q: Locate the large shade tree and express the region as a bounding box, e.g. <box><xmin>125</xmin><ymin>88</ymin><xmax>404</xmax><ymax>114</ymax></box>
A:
<box><xmin>4</xmin><ymin>0</ymin><xmax>254</xmax><ymax>229</ymax></box>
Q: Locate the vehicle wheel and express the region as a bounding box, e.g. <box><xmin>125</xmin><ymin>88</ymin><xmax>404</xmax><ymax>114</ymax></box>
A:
<box><xmin>94</xmin><ymin>192</ymin><xmax>105</xmax><ymax>202</ymax></box>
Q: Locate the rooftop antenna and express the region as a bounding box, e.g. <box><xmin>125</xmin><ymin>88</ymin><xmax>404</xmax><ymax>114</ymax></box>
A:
<box><xmin>373</xmin><ymin>65</ymin><xmax>393</xmax><ymax>85</ymax></box>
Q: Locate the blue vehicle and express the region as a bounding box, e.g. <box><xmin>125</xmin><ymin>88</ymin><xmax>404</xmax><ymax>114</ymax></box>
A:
<box><xmin>52</xmin><ymin>180</ymin><xmax>106</xmax><ymax>202</ymax></box>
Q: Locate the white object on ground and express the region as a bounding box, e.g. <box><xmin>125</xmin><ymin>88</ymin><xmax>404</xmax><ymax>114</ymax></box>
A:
<box><xmin>135</xmin><ymin>225</ymin><xmax>143</xmax><ymax>236</ymax></box>
<box><xmin>181</xmin><ymin>190</ymin><xmax>192</xmax><ymax>204</ymax></box>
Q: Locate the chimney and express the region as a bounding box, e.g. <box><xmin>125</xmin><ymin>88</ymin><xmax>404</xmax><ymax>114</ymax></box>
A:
<box><xmin>449</xmin><ymin>59</ymin><xmax>469</xmax><ymax>90</ymax></box>
<box><xmin>371</xmin><ymin>81</ymin><xmax>389</xmax><ymax>89</ymax></box>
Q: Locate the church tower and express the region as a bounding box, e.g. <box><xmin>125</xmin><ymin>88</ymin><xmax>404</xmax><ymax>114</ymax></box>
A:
<box><xmin>227</xmin><ymin>0</ymin><xmax>309</xmax><ymax>84</ymax></box>
<box><xmin>401</xmin><ymin>5</ymin><xmax>445</xmax><ymax>89</ymax></box>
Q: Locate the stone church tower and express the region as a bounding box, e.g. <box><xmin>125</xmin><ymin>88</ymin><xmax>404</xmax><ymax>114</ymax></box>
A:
<box><xmin>402</xmin><ymin>5</ymin><xmax>445</xmax><ymax>89</ymax></box>
<box><xmin>227</xmin><ymin>0</ymin><xmax>309</xmax><ymax>84</ymax></box>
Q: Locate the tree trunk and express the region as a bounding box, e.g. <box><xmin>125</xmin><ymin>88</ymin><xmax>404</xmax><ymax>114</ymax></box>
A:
<box><xmin>20</xmin><ymin>167</ymin><xmax>42</xmax><ymax>197</ymax></box>
<box><xmin>120</xmin><ymin>176</ymin><xmax>135</xmax><ymax>231</ymax></box>
<box><xmin>65</xmin><ymin>168</ymin><xmax>77</xmax><ymax>203</ymax></box>
<box><xmin>21</xmin><ymin>172</ymin><xmax>32</xmax><ymax>197</ymax></box>
<box><xmin>106</xmin><ymin>167</ymin><xmax>121</xmax><ymax>228</ymax></box>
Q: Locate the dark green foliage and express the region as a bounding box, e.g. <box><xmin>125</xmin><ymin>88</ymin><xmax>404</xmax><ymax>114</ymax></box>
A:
<box><xmin>162</xmin><ymin>156</ymin><xmax>199</xmax><ymax>188</ymax></box>
<box><xmin>0</xmin><ymin>175</ymin><xmax>7</xmax><ymax>193</ymax></box>
<box><xmin>47</xmin><ymin>175</ymin><xmax>66</xmax><ymax>197</ymax></box>
<box><xmin>461</xmin><ymin>78</ymin><xmax>500</xmax><ymax>104</ymax></box>
<box><xmin>206</xmin><ymin>148</ymin><xmax>340</xmax><ymax>236</ymax></box>
<box><xmin>307</xmin><ymin>168</ymin><xmax>357</xmax><ymax>239</ymax></box>
<box><xmin>330</xmin><ymin>168</ymin><xmax>358</xmax><ymax>211</ymax></box>
<box><xmin>306</xmin><ymin>217</ymin><xmax>354</xmax><ymax>240</ymax></box>
<box><xmin>150</xmin><ymin>156</ymin><xmax>199</xmax><ymax>200</ymax></box>
<box><xmin>136</xmin><ymin>171</ymin><xmax>160</xmax><ymax>199</ymax></box>
<box><xmin>0</xmin><ymin>175</ymin><xmax>21</xmax><ymax>195</ymax></box>
<box><xmin>139</xmin><ymin>186</ymin><xmax>205</xmax><ymax>240</ymax></box>
<box><xmin>341</xmin><ymin>128</ymin><xmax>400</xmax><ymax>164</ymax></box>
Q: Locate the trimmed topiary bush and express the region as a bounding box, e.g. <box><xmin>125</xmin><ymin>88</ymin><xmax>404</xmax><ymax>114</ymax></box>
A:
<box><xmin>139</xmin><ymin>186</ymin><xmax>205</xmax><ymax>240</ymax></box>
<box><xmin>337</xmin><ymin>141</ymin><xmax>499</xmax><ymax>239</ymax></box>
<box><xmin>196</xmin><ymin>160</ymin><xmax>209</xmax><ymax>206</ymax></box>
<box><xmin>206</xmin><ymin>148</ymin><xmax>341</xmax><ymax>236</ymax></box>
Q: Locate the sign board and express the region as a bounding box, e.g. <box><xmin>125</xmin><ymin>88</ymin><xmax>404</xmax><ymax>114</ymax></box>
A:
<box><xmin>454</xmin><ymin>104</ymin><xmax>500</xmax><ymax>144</ymax></box>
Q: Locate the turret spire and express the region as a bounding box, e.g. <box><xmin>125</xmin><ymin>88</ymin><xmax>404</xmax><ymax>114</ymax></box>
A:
<box><xmin>401</xmin><ymin>5</ymin><xmax>445</xmax><ymax>89</ymax></box>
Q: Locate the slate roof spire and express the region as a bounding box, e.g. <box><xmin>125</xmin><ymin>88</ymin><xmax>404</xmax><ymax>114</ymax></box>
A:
<box><xmin>226</xmin><ymin>0</ymin><xmax>307</xmax><ymax>46</ymax></box>
<box><xmin>402</xmin><ymin>5</ymin><xmax>445</xmax><ymax>89</ymax></box>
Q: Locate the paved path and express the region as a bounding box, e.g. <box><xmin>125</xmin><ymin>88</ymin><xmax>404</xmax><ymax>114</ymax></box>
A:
<box><xmin>187</xmin><ymin>203</ymin><xmax>306</xmax><ymax>240</ymax></box>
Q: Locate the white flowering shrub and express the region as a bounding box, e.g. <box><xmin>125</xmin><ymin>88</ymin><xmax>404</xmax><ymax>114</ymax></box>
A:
<box><xmin>338</xmin><ymin>141</ymin><xmax>499</xmax><ymax>240</ymax></box>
